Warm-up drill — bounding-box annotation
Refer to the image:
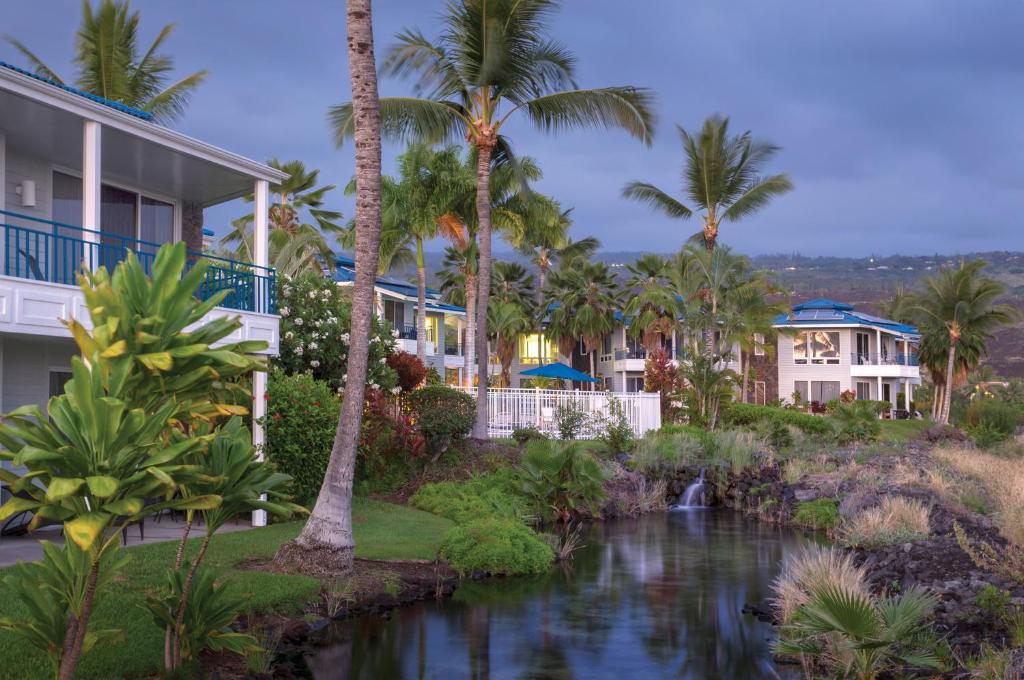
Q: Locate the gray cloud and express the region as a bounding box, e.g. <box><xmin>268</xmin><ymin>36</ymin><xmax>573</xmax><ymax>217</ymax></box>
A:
<box><xmin>2</xmin><ymin>0</ymin><xmax>1021</xmax><ymax>256</ymax></box>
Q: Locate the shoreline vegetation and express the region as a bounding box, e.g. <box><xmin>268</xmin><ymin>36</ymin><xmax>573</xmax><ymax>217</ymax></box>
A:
<box><xmin>4</xmin><ymin>409</ymin><xmax>1022</xmax><ymax>679</ymax></box>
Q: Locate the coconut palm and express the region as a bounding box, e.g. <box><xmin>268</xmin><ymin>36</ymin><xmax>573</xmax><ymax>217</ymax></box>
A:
<box><xmin>223</xmin><ymin>159</ymin><xmax>343</xmax><ymax>275</ymax></box>
<box><xmin>914</xmin><ymin>260</ymin><xmax>1014</xmax><ymax>424</ymax></box>
<box><xmin>329</xmin><ymin>0</ymin><xmax>655</xmax><ymax>437</ymax></box>
<box><xmin>623</xmin><ymin>115</ymin><xmax>792</xmax><ymax>251</ymax></box>
<box><xmin>488</xmin><ymin>301</ymin><xmax>532</xmax><ymax>387</ymax></box>
<box><xmin>545</xmin><ymin>260</ymin><xmax>620</xmax><ymax>390</ymax></box>
<box><xmin>514</xmin><ymin>200</ymin><xmax>600</xmax><ymax>305</ymax></box>
<box><xmin>277</xmin><ymin>0</ymin><xmax>383</xmax><ymax>573</ymax></box>
<box><xmin>6</xmin><ymin>0</ymin><xmax>207</xmax><ymax>123</ymax></box>
<box><xmin>718</xmin><ymin>276</ymin><xmax>787</xmax><ymax>403</ymax></box>
<box><xmin>623</xmin><ymin>254</ymin><xmax>677</xmax><ymax>352</ymax></box>
<box><xmin>491</xmin><ymin>261</ymin><xmax>535</xmax><ymax>307</ymax></box>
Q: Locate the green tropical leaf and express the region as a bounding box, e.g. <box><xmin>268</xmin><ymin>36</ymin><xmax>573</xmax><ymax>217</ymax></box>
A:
<box><xmin>85</xmin><ymin>476</ymin><xmax>119</xmax><ymax>498</ymax></box>
<box><xmin>0</xmin><ymin>496</ymin><xmax>41</xmax><ymax>522</ymax></box>
<box><xmin>45</xmin><ymin>477</ymin><xmax>86</xmax><ymax>502</ymax></box>
<box><xmin>64</xmin><ymin>512</ymin><xmax>110</xmax><ymax>551</ymax></box>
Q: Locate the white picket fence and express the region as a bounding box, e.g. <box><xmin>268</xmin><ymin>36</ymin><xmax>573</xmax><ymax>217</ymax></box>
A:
<box><xmin>457</xmin><ymin>387</ymin><xmax>661</xmax><ymax>439</ymax></box>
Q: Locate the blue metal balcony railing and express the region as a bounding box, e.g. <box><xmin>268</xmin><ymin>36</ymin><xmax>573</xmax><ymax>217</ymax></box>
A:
<box><xmin>396</xmin><ymin>324</ymin><xmax>417</xmax><ymax>340</ymax></box>
<box><xmin>850</xmin><ymin>352</ymin><xmax>919</xmax><ymax>367</ymax></box>
<box><xmin>0</xmin><ymin>210</ymin><xmax>276</xmax><ymax>315</ymax></box>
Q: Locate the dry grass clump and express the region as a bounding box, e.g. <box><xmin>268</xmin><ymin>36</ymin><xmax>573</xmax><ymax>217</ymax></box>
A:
<box><xmin>841</xmin><ymin>496</ymin><xmax>930</xmax><ymax>549</ymax></box>
<box><xmin>771</xmin><ymin>544</ymin><xmax>868</xmax><ymax>624</ymax></box>
<box><xmin>935</xmin><ymin>447</ymin><xmax>1024</xmax><ymax>545</ymax></box>
<box><xmin>628</xmin><ymin>477</ymin><xmax>668</xmax><ymax>514</ymax></box>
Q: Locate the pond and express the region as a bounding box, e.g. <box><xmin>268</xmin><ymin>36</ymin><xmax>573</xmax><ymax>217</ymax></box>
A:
<box><xmin>305</xmin><ymin>511</ymin><xmax>816</xmax><ymax>679</ymax></box>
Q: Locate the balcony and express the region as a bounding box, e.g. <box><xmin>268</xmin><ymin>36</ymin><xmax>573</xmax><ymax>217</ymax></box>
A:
<box><xmin>444</xmin><ymin>342</ymin><xmax>461</xmax><ymax>356</ymax></box>
<box><xmin>849</xmin><ymin>351</ymin><xmax>920</xmax><ymax>379</ymax></box>
<box><xmin>612</xmin><ymin>347</ymin><xmax>647</xmax><ymax>373</ymax></box>
<box><xmin>0</xmin><ymin>210</ymin><xmax>276</xmax><ymax>315</ymax></box>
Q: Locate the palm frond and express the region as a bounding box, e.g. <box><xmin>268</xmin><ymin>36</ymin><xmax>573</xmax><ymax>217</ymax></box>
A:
<box><xmin>521</xmin><ymin>87</ymin><xmax>655</xmax><ymax>145</ymax></box>
<box><xmin>3</xmin><ymin>37</ymin><xmax>65</xmax><ymax>82</ymax></box>
<box><xmin>142</xmin><ymin>70</ymin><xmax>209</xmax><ymax>122</ymax></box>
<box><xmin>622</xmin><ymin>182</ymin><xmax>693</xmax><ymax>219</ymax></box>
<box><xmin>329</xmin><ymin>97</ymin><xmax>468</xmax><ymax>147</ymax></box>
<box><xmin>382</xmin><ymin>29</ymin><xmax>468</xmax><ymax>102</ymax></box>
<box><xmin>720</xmin><ymin>174</ymin><xmax>794</xmax><ymax>222</ymax></box>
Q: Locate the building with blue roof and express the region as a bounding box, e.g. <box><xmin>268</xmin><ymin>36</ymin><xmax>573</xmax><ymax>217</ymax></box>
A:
<box><xmin>333</xmin><ymin>257</ymin><xmax>468</xmax><ymax>382</ymax></box>
<box><xmin>773</xmin><ymin>298</ymin><xmax>921</xmax><ymax>412</ymax></box>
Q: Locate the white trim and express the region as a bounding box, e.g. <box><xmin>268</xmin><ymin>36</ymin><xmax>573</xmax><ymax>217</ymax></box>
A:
<box><xmin>254</xmin><ymin>180</ymin><xmax>269</xmax><ymax>270</ymax></box>
<box><xmin>251</xmin><ymin>369</ymin><xmax>267</xmax><ymax>527</ymax></box>
<box><xmin>754</xmin><ymin>380</ymin><xmax>767</xmax><ymax>405</ymax></box>
<box><xmin>753</xmin><ymin>332</ymin><xmax>765</xmax><ymax>356</ymax></box>
<box><xmin>0</xmin><ymin>132</ymin><xmax>6</xmax><ymax>215</ymax></box>
<box><xmin>82</xmin><ymin>121</ymin><xmax>101</xmax><ymax>269</ymax></box>
<box><xmin>0</xmin><ymin>68</ymin><xmax>287</xmax><ymax>184</ymax></box>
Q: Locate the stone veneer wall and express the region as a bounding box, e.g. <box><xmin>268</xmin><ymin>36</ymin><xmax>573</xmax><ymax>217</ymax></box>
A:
<box><xmin>181</xmin><ymin>203</ymin><xmax>205</xmax><ymax>253</ymax></box>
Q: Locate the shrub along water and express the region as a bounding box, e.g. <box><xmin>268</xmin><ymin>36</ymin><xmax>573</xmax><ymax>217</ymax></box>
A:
<box><xmin>406</xmin><ymin>385</ymin><xmax>476</xmax><ymax>459</ymax></box>
<box><xmin>519</xmin><ymin>440</ymin><xmax>608</xmax><ymax>522</ymax></box>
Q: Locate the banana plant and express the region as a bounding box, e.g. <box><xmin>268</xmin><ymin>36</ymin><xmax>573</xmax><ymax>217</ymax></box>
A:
<box><xmin>157</xmin><ymin>417</ymin><xmax>305</xmax><ymax>670</ymax></box>
<box><xmin>0</xmin><ymin>357</ymin><xmax>221</xmax><ymax>680</ymax></box>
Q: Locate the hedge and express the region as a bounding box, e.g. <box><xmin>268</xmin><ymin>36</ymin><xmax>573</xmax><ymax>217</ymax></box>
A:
<box><xmin>720</xmin><ymin>403</ymin><xmax>832</xmax><ymax>435</ymax></box>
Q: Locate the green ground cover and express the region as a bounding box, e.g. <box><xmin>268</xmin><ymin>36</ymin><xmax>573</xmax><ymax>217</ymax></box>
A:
<box><xmin>0</xmin><ymin>498</ymin><xmax>452</xmax><ymax>679</ymax></box>
<box><xmin>877</xmin><ymin>419</ymin><xmax>930</xmax><ymax>443</ymax></box>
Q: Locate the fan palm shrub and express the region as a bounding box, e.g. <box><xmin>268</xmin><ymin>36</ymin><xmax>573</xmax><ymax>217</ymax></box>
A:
<box><xmin>519</xmin><ymin>440</ymin><xmax>608</xmax><ymax>522</ymax></box>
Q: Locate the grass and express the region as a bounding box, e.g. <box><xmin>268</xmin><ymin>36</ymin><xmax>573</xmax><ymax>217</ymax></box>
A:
<box><xmin>0</xmin><ymin>498</ymin><xmax>452</xmax><ymax>680</ymax></box>
<box><xmin>877</xmin><ymin>419</ymin><xmax>930</xmax><ymax>443</ymax></box>
<box><xmin>771</xmin><ymin>544</ymin><xmax>868</xmax><ymax>624</ymax></box>
<box><xmin>794</xmin><ymin>498</ymin><xmax>839</xmax><ymax>530</ymax></box>
<box><xmin>935</xmin><ymin>446</ymin><xmax>1024</xmax><ymax>545</ymax></box>
<box><xmin>841</xmin><ymin>496</ymin><xmax>930</xmax><ymax>549</ymax></box>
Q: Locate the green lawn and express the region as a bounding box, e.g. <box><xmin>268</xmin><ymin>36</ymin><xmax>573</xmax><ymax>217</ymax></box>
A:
<box><xmin>0</xmin><ymin>498</ymin><xmax>453</xmax><ymax>679</ymax></box>
<box><xmin>878</xmin><ymin>418</ymin><xmax>930</xmax><ymax>443</ymax></box>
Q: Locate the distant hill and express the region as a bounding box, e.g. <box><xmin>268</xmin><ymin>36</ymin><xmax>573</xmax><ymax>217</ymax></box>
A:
<box><xmin>390</xmin><ymin>250</ymin><xmax>1024</xmax><ymax>379</ymax></box>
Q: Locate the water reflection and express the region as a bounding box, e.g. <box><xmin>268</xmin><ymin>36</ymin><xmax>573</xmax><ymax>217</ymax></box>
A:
<box><xmin>306</xmin><ymin>512</ymin><xmax>814</xmax><ymax>679</ymax></box>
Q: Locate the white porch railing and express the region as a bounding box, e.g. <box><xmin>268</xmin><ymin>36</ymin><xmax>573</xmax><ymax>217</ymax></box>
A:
<box><xmin>457</xmin><ymin>387</ymin><xmax>661</xmax><ymax>439</ymax></box>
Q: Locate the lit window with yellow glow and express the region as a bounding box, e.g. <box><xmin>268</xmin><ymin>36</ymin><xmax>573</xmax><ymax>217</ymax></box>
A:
<box><xmin>518</xmin><ymin>333</ymin><xmax>556</xmax><ymax>365</ymax></box>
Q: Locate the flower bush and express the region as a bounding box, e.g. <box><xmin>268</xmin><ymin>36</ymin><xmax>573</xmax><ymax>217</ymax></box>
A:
<box><xmin>387</xmin><ymin>351</ymin><xmax>428</xmax><ymax>392</ymax></box>
<box><xmin>357</xmin><ymin>390</ymin><xmax>425</xmax><ymax>494</ymax></box>
<box><xmin>406</xmin><ymin>385</ymin><xmax>476</xmax><ymax>457</ymax></box>
<box><xmin>277</xmin><ymin>273</ymin><xmax>398</xmax><ymax>393</ymax></box>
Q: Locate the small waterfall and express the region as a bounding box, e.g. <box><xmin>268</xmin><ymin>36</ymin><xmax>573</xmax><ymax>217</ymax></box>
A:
<box><xmin>672</xmin><ymin>468</ymin><xmax>707</xmax><ymax>509</ymax></box>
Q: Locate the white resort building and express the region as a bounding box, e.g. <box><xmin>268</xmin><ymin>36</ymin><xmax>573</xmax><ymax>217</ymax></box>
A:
<box><xmin>0</xmin><ymin>61</ymin><xmax>281</xmax><ymax>520</ymax></box>
<box><xmin>774</xmin><ymin>298</ymin><xmax>921</xmax><ymax>413</ymax></box>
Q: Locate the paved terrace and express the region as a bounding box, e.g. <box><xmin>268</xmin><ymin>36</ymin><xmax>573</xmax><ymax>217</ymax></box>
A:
<box><xmin>0</xmin><ymin>515</ymin><xmax>251</xmax><ymax>568</ymax></box>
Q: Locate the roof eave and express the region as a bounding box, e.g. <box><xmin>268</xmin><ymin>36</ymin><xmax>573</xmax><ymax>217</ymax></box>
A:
<box><xmin>0</xmin><ymin>68</ymin><xmax>287</xmax><ymax>184</ymax></box>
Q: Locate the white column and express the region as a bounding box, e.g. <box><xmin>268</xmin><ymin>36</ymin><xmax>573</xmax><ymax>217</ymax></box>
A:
<box><xmin>251</xmin><ymin>368</ymin><xmax>268</xmax><ymax>527</ymax></box>
<box><xmin>903</xmin><ymin>338</ymin><xmax>910</xmax><ymax>366</ymax></box>
<box><xmin>253</xmin><ymin>180</ymin><xmax>269</xmax><ymax>269</ymax></box>
<box><xmin>0</xmin><ymin>132</ymin><xmax>6</xmax><ymax>214</ymax></box>
<box><xmin>875</xmin><ymin>328</ymin><xmax>882</xmax><ymax>364</ymax></box>
<box><xmin>82</xmin><ymin>120</ymin><xmax>102</xmax><ymax>269</ymax></box>
<box><xmin>907</xmin><ymin>381</ymin><xmax>913</xmax><ymax>413</ymax></box>
<box><xmin>251</xmin><ymin>178</ymin><xmax>270</xmax><ymax>528</ymax></box>
<box><xmin>876</xmin><ymin>375</ymin><xmax>882</xmax><ymax>402</ymax></box>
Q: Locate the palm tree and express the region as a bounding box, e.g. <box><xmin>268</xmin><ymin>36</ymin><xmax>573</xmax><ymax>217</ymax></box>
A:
<box><xmin>488</xmin><ymin>301</ymin><xmax>532</xmax><ymax>387</ymax></box>
<box><xmin>623</xmin><ymin>115</ymin><xmax>792</xmax><ymax>251</ymax></box>
<box><xmin>914</xmin><ymin>260</ymin><xmax>1014</xmax><ymax>424</ymax></box>
<box><xmin>223</xmin><ymin>159</ymin><xmax>344</xmax><ymax>275</ymax></box>
<box><xmin>491</xmin><ymin>261</ymin><xmax>535</xmax><ymax>306</ymax></box>
<box><xmin>623</xmin><ymin>254</ymin><xmax>676</xmax><ymax>352</ymax></box>
<box><xmin>514</xmin><ymin>201</ymin><xmax>600</xmax><ymax>305</ymax></box>
<box><xmin>719</xmin><ymin>276</ymin><xmax>787</xmax><ymax>403</ymax></box>
<box><xmin>545</xmin><ymin>260</ymin><xmax>620</xmax><ymax>390</ymax></box>
<box><xmin>6</xmin><ymin>0</ymin><xmax>207</xmax><ymax>123</ymax></box>
<box><xmin>277</xmin><ymin>0</ymin><xmax>382</xmax><ymax>573</ymax></box>
<box><xmin>354</xmin><ymin>144</ymin><xmax>465</xmax><ymax>362</ymax></box>
<box><xmin>329</xmin><ymin>0</ymin><xmax>655</xmax><ymax>437</ymax></box>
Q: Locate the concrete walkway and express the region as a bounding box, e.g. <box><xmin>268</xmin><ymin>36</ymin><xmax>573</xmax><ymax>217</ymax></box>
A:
<box><xmin>0</xmin><ymin>515</ymin><xmax>252</xmax><ymax>567</ymax></box>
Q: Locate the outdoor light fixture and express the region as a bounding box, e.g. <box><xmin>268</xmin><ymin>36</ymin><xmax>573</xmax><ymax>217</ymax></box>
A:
<box><xmin>15</xmin><ymin>180</ymin><xmax>36</xmax><ymax>207</ymax></box>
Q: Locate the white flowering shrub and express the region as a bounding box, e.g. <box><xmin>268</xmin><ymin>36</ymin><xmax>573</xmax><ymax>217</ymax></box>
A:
<box><xmin>276</xmin><ymin>274</ymin><xmax>398</xmax><ymax>392</ymax></box>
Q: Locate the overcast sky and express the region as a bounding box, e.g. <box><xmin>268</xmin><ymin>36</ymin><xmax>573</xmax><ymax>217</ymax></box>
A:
<box><xmin>3</xmin><ymin>0</ymin><xmax>1023</xmax><ymax>256</ymax></box>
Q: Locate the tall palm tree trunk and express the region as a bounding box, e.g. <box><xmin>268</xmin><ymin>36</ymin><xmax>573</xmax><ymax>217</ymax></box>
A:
<box><xmin>590</xmin><ymin>351</ymin><xmax>596</xmax><ymax>392</ymax></box>
<box><xmin>536</xmin><ymin>258</ymin><xmax>547</xmax><ymax>306</ymax></box>
<box><xmin>940</xmin><ymin>339</ymin><xmax>957</xmax><ymax>425</ymax></box>
<box><xmin>464</xmin><ymin>271</ymin><xmax>476</xmax><ymax>387</ymax></box>
<box><xmin>473</xmin><ymin>142</ymin><xmax>495</xmax><ymax>438</ymax></box>
<box><xmin>416</xmin><ymin>240</ymin><xmax>427</xmax><ymax>363</ymax></box>
<box><xmin>277</xmin><ymin>0</ymin><xmax>381</xmax><ymax>571</ymax></box>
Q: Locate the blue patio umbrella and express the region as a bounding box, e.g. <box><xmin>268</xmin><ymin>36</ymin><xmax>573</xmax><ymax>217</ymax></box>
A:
<box><xmin>520</xmin><ymin>362</ymin><xmax>598</xmax><ymax>383</ymax></box>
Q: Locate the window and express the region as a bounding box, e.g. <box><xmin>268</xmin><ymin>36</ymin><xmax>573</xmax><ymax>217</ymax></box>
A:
<box><xmin>601</xmin><ymin>334</ymin><xmax>612</xmax><ymax>356</ymax></box>
<box><xmin>754</xmin><ymin>381</ymin><xmax>767</xmax><ymax>405</ymax></box>
<box><xmin>518</xmin><ymin>333</ymin><xmax>556</xmax><ymax>365</ymax></box>
<box><xmin>810</xmin><ymin>381</ymin><xmax>841</xmax><ymax>403</ymax></box>
<box><xmin>139</xmin><ymin>196</ymin><xmax>174</xmax><ymax>255</ymax></box>
<box><xmin>793</xmin><ymin>380</ymin><xmax>809</xmax><ymax>404</ymax></box>
<box><xmin>856</xmin><ymin>381</ymin><xmax>871</xmax><ymax>400</ymax></box>
<box><xmin>793</xmin><ymin>331</ymin><xmax>840</xmax><ymax>364</ymax></box>
<box><xmin>754</xmin><ymin>333</ymin><xmax>766</xmax><ymax>356</ymax></box>
<box><xmin>383</xmin><ymin>300</ymin><xmax>405</xmax><ymax>332</ymax></box>
<box><xmin>793</xmin><ymin>334</ymin><xmax>808</xmax><ymax>364</ymax></box>
<box><xmin>445</xmin><ymin>368</ymin><xmax>460</xmax><ymax>386</ymax></box>
<box><xmin>424</xmin><ymin>316</ymin><xmax>438</xmax><ymax>345</ymax></box>
<box><xmin>49</xmin><ymin>371</ymin><xmax>72</xmax><ymax>399</ymax></box>
<box><xmin>626</xmin><ymin>376</ymin><xmax>645</xmax><ymax>392</ymax></box>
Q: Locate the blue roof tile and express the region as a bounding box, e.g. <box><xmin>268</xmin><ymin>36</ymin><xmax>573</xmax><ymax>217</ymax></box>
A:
<box><xmin>1</xmin><ymin>61</ymin><xmax>154</xmax><ymax>120</ymax></box>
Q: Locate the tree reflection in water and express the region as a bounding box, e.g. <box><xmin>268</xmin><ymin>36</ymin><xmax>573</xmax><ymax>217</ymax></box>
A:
<box><xmin>306</xmin><ymin>512</ymin><xmax>816</xmax><ymax>679</ymax></box>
